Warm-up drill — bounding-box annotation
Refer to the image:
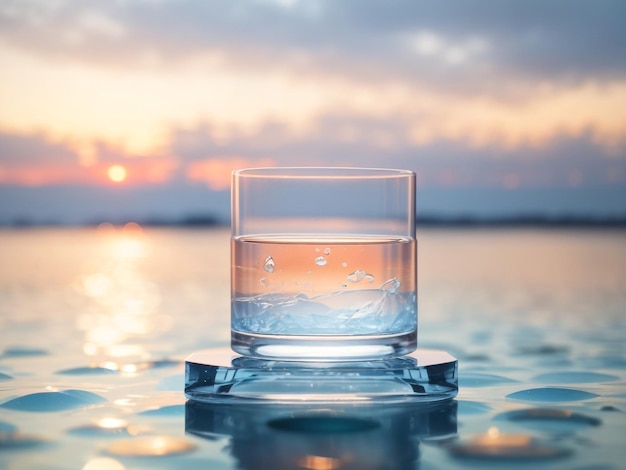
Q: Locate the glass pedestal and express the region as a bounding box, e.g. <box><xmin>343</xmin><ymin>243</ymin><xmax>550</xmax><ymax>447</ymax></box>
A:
<box><xmin>185</xmin><ymin>348</ymin><xmax>457</xmax><ymax>404</ymax></box>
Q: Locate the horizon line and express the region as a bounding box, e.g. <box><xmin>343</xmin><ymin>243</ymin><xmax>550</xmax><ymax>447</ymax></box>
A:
<box><xmin>2</xmin><ymin>213</ymin><xmax>626</xmax><ymax>229</ymax></box>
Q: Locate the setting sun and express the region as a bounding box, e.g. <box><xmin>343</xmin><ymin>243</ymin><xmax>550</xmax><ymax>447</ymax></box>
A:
<box><xmin>107</xmin><ymin>165</ymin><xmax>127</xmax><ymax>183</ymax></box>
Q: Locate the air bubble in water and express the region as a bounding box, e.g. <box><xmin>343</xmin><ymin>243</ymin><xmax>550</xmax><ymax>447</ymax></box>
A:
<box><xmin>260</xmin><ymin>278</ymin><xmax>270</xmax><ymax>287</ymax></box>
<box><xmin>347</xmin><ymin>270</ymin><xmax>366</xmax><ymax>283</ymax></box>
<box><xmin>315</xmin><ymin>256</ymin><xmax>327</xmax><ymax>266</ymax></box>
<box><xmin>381</xmin><ymin>278</ymin><xmax>400</xmax><ymax>294</ymax></box>
<box><xmin>324</xmin><ymin>248</ymin><xmax>331</xmax><ymax>255</ymax></box>
<box><xmin>341</xmin><ymin>262</ymin><xmax>348</xmax><ymax>268</ymax></box>
<box><xmin>263</xmin><ymin>256</ymin><xmax>275</xmax><ymax>273</ymax></box>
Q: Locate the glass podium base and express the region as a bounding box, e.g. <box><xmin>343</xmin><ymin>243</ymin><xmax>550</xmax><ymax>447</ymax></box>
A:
<box><xmin>185</xmin><ymin>348</ymin><xmax>457</xmax><ymax>404</ymax></box>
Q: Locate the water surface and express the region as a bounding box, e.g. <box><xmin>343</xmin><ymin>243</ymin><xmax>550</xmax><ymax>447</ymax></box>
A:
<box><xmin>0</xmin><ymin>227</ymin><xmax>624</xmax><ymax>469</ymax></box>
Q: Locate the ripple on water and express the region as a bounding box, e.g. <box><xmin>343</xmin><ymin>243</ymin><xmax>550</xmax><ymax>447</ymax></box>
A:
<box><xmin>0</xmin><ymin>431</ymin><xmax>51</xmax><ymax>450</ymax></box>
<box><xmin>68</xmin><ymin>418</ymin><xmax>133</xmax><ymax>437</ymax></box>
<box><xmin>0</xmin><ymin>372</ymin><xmax>13</xmax><ymax>381</ymax></box>
<box><xmin>1</xmin><ymin>346</ymin><xmax>49</xmax><ymax>358</ymax></box>
<box><xmin>495</xmin><ymin>408</ymin><xmax>601</xmax><ymax>433</ymax></box>
<box><xmin>105</xmin><ymin>436</ymin><xmax>197</xmax><ymax>457</ymax></box>
<box><xmin>600</xmin><ymin>405</ymin><xmax>621</xmax><ymax>412</ymax></box>
<box><xmin>580</xmin><ymin>355</ymin><xmax>626</xmax><ymax>369</ymax></box>
<box><xmin>0</xmin><ymin>422</ymin><xmax>50</xmax><ymax>450</ymax></box>
<box><xmin>139</xmin><ymin>404</ymin><xmax>185</xmax><ymax>417</ymax></box>
<box><xmin>462</xmin><ymin>353</ymin><xmax>492</xmax><ymax>362</ymax></box>
<box><xmin>448</xmin><ymin>431</ymin><xmax>572</xmax><ymax>461</ymax></box>
<box><xmin>516</xmin><ymin>344</ymin><xmax>570</xmax><ymax>356</ymax></box>
<box><xmin>143</xmin><ymin>359</ymin><xmax>182</xmax><ymax>369</ymax></box>
<box><xmin>55</xmin><ymin>366</ymin><xmax>118</xmax><ymax>376</ymax></box>
<box><xmin>531</xmin><ymin>371</ymin><xmax>619</xmax><ymax>384</ymax></box>
<box><xmin>459</xmin><ymin>372</ymin><xmax>518</xmax><ymax>388</ymax></box>
<box><xmin>0</xmin><ymin>389</ymin><xmax>107</xmax><ymax>412</ymax></box>
<box><xmin>506</xmin><ymin>387</ymin><xmax>598</xmax><ymax>403</ymax></box>
<box><xmin>0</xmin><ymin>421</ymin><xmax>18</xmax><ymax>434</ymax></box>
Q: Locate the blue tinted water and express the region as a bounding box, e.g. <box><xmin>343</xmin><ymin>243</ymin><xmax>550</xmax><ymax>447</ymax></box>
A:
<box><xmin>231</xmin><ymin>290</ymin><xmax>417</xmax><ymax>334</ymax></box>
<box><xmin>0</xmin><ymin>227</ymin><xmax>625</xmax><ymax>469</ymax></box>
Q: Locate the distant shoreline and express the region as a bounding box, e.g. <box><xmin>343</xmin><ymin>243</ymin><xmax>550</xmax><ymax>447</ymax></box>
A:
<box><xmin>415</xmin><ymin>215</ymin><xmax>626</xmax><ymax>228</ymax></box>
<box><xmin>2</xmin><ymin>214</ymin><xmax>626</xmax><ymax>229</ymax></box>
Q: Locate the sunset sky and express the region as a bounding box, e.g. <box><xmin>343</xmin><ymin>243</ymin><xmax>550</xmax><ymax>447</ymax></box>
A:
<box><xmin>1</xmin><ymin>0</ymin><xmax>625</xmax><ymax>224</ymax></box>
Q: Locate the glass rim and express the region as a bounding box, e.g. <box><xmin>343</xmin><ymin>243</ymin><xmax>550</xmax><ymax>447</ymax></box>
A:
<box><xmin>232</xmin><ymin>167</ymin><xmax>415</xmax><ymax>179</ymax></box>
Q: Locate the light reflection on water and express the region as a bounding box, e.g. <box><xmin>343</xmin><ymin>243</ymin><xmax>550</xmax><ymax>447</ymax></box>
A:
<box><xmin>0</xmin><ymin>227</ymin><xmax>624</xmax><ymax>469</ymax></box>
<box><xmin>82</xmin><ymin>457</ymin><xmax>126</xmax><ymax>470</ymax></box>
<box><xmin>74</xmin><ymin>223</ymin><xmax>163</xmax><ymax>361</ymax></box>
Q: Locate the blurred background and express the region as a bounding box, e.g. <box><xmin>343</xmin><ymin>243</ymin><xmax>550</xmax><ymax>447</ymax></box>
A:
<box><xmin>0</xmin><ymin>0</ymin><xmax>625</xmax><ymax>225</ymax></box>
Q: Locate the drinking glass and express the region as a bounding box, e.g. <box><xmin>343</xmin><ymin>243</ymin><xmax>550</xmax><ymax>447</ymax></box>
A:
<box><xmin>231</xmin><ymin>167</ymin><xmax>417</xmax><ymax>360</ymax></box>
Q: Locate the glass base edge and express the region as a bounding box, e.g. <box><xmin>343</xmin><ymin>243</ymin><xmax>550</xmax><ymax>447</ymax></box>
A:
<box><xmin>184</xmin><ymin>347</ymin><xmax>458</xmax><ymax>404</ymax></box>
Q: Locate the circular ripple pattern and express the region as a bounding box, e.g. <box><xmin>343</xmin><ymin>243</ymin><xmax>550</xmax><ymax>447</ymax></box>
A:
<box><xmin>531</xmin><ymin>371</ymin><xmax>619</xmax><ymax>384</ymax></box>
<box><xmin>448</xmin><ymin>433</ymin><xmax>572</xmax><ymax>461</ymax></box>
<box><xmin>495</xmin><ymin>408</ymin><xmax>601</xmax><ymax>434</ymax></box>
<box><xmin>0</xmin><ymin>390</ymin><xmax>107</xmax><ymax>412</ymax></box>
<box><xmin>506</xmin><ymin>388</ymin><xmax>599</xmax><ymax>402</ymax></box>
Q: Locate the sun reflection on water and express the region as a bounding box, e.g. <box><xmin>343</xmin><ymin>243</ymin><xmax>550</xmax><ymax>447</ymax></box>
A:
<box><xmin>95</xmin><ymin>417</ymin><xmax>128</xmax><ymax>429</ymax></box>
<box><xmin>297</xmin><ymin>455</ymin><xmax>344</xmax><ymax>470</ymax></box>
<box><xmin>75</xmin><ymin>223</ymin><xmax>167</xmax><ymax>360</ymax></box>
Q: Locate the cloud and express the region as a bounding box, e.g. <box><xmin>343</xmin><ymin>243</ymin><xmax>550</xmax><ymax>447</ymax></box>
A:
<box><xmin>1</xmin><ymin>0</ymin><xmax>624</xmax><ymax>90</ymax></box>
<box><xmin>0</xmin><ymin>130</ymin><xmax>76</xmax><ymax>166</ymax></box>
<box><xmin>186</xmin><ymin>156</ymin><xmax>276</xmax><ymax>190</ymax></box>
<box><xmin>1</xmin><ymin>0</ymin><xmax>625</xmax><ymax>164</ymax></box>
<box><xmin>0</xmin><ymin>130</ymin><xmax>82</xmax><ymax>185</ymax></box>
<box><xmin>168</xmin><ymin>119</ymin><xmax>626</xmax><ymax>190</ymax></box>
<box><xmin>0</xmin><ymin>130</ymin><xmax>177</xmax><ymax>186</ymax></box>
<box><xmin>165</xmin><ymin>79</ymin><xmax>626</xmax><ymax>157</ymax></box>
<box><xmin>1</xmin><ymin>96</ymin><xmax>625</xmax><ymax>189</ymax></box>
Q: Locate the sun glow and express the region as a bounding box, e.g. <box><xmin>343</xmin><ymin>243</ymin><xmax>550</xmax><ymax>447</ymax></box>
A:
<box><xmin>107</xmin><ymin>165</ymin><xmax>127</xmax><ymax>183</ymax></box>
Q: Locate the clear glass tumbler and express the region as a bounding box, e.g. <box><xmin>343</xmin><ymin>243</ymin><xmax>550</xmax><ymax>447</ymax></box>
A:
<box><xmin>231</xmin><ymin>167</ymin><xmax>417</xmax><ymax>360</ymax></box>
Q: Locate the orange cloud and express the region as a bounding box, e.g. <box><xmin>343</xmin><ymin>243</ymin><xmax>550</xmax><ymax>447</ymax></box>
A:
<box><xmin>0</xmin><ymin>157</ymin><xmax>177</xmax><ymax>187</ymax></box>
<box><xmin>114</xmin><ymin>157</ymin><xmax>178</xmax><ymax>185</ymax></box>
<box><xmin>186</xmin><ymin>157</ymin><xmax>276</xmax><ymax>190</ymax></box>
<box><xmin>4</xmin><ymin>38</ymin><xmax>625</xmax><ymax>159</ymax></box>
<box><xmin>0</xmin><ymin>164</ymin><xmax>86</xmax><ymax>186</ymax></box>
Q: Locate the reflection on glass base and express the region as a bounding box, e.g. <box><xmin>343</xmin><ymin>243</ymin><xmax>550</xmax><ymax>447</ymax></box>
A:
<box><xmin>185</xmin><ymin>347</ymin><xmax>457</xmax><ymax>404</ymax></box>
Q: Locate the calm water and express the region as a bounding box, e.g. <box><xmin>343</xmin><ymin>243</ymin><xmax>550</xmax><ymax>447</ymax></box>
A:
<box><xmin>1</xmin><ymin>227</ymin><xmax>625</xmax><ymax>469</ymax></box>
